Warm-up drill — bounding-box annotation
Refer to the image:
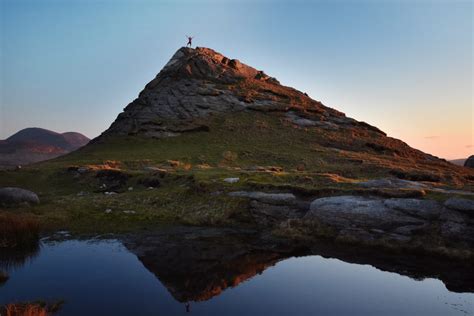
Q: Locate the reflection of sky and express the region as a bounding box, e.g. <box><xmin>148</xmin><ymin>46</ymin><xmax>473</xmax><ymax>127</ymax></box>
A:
<box><xmin>1</xmin><ymin>239</ymin><xmax>472</xmax><ymax>315</ymax></box>
<box><xmin>1</xmin><ymin>0</ymin><xmax>472</xmax><ymax>159</ymax></box>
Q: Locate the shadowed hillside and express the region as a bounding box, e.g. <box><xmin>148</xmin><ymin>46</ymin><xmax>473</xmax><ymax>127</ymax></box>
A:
<box><xmin>0</xmin><ymin>128</ymin><xmax>89</xmax><ymax>168</ymax></box>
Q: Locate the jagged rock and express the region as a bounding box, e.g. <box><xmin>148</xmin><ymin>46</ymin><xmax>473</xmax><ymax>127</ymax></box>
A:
<box><xmin>228</xmin><ymin>191</ymin><xmax>296</xmax><ymax>205</ymax></box>
<box><xmin>444</xmin><ymin>198</ymin><xmax>474</xmax><ymax>215</ymax></box>
<box><xmin>97</xmin><ymin>47</ymin><xmax>382</xmax><ymax>140</ymax></box>
<box><xmin>464</xmin><ymin>155</ymin><xmax>474</xmax><ymax>168</ymax></box>
<box><xmin>0</xmin><ymin>187</ymin><xmax>40</xmax><ymax>206</ymax></box>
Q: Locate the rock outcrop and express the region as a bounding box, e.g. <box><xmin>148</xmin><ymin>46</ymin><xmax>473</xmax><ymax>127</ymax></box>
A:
<box><xmin>464</xmin><ymin>155</ymin><xmax>474</xmax><ymax>168</ymax></box>
<box><xmin>99</xmin><ymin>47</ymin><xmax>356</xmax><ymax>138</ymax></box>
<box><xmin>0</xmin><ymin>187</ymin><xmax>40</xmax><ymax>206</ymax></box>
<box><xmin>303</xmin><ymin>195</ymin><xmax>474</xmax><ymax>246</ymax></box>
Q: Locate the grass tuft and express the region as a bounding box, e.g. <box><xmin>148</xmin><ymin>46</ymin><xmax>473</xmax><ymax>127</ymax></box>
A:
<box><xmin>0</xmin><ymin>213</ymin><xmax>40</xmax><ymax>248</ymax></box>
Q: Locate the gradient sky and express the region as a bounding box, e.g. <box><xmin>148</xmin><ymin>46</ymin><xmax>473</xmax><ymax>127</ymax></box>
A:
<box><xmin>1</xmin><ymin>0</ymin><xmax>472</xmax><ymax>159</ymax></box>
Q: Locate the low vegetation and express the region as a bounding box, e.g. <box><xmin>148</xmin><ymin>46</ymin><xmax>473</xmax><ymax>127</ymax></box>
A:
<box><xmin>1</xmin><ymin>301</ymin><xmax>63</xmax><ymax>316</ymax></box>
<box><xmin>0</xmin><ymin>213</ymin><xmax>40</xmax><ymax>248</ymax></box>
<box><xmin>0</xmin><ymin>111</ymin><xmax>472</xmax><ymax>236</ymax></box>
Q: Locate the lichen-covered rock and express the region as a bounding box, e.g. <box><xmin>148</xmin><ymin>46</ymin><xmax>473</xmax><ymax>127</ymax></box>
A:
<box><xmin>0</xmin><ymin>187</ymin><xmax>40</xmax><ymax>206</ymax></box>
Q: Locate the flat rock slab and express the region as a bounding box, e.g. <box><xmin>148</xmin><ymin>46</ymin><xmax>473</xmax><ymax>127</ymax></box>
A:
<box><xmin>0</xmin><ymin>187</ymin><xmax>40</xmax><ymax>206</ymax></box>
<box><xmin>305</xmin><ymin>195</ymin><xmax>423</xmax><ymax>229</ymax></box>
<box><xmin>358</xmin><ymin>178</ymin><xmax>428</xmax><ymax>190</ymax></box>
<box><xmin>383</xmin><ymin>198</ymin><xmax>441</xmax><ymax>220</ymax></box>
<box><xmin>444</xmin><ymin>198</ymin><xmax>474</xmax><ymax>215</ymax></box>
<box><xmin>228</xmin><ymin>191</ymin><xmax>296</xmax><ymax>205</ymax></box>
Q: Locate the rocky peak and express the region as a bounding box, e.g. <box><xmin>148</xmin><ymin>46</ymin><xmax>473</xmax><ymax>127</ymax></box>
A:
<box><xmin>99</xmin><ymin>46</ymin><xmax>354</xmax><ymax>139</ymax></box>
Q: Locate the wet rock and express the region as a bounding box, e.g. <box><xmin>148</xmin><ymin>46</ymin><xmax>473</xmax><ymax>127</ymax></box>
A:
<box><xmin>444</xmin><ymin>198</ymin><xmax>474</xmax><ymax>215</ymax></box>
<box><xmin>0</xmin><ymin>187</ymin><xmax>40</xmax><ymax>206</ymax></box>
<box><xmin>228</xmin><ymin>191</ymin><xmax>296</xmax><ymax>205</ymax></box>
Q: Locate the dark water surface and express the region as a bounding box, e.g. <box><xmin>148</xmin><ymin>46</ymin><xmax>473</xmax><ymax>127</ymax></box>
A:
<box><xmin>0</xmin><ymin>231</ymin><xmax>472</xmax><ymax>316</ymax></box>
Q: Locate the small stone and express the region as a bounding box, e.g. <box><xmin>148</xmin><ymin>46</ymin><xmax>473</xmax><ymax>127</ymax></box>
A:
<box><xmin>147</xmin><ymin>187</ymin><xmax>154</xmax><ymax>190</ymax></box>
<box><xmin>105</xmin><ymin>209</ymin><xmax>112</xmax><ymax>214</ymax></box>
<box><xmin>128</xmin><ymin>187</ymin><xmax>134</xmax><ymax>191</ymax></box>
<box><xmin>77</xmin><ymin>167</ymin><xmax>89</xmax><ymax>174</ymax></box>
<box><xmin>223</xmin><ymin>177</ymin><xmax>239</xmax><ymax>184</ymax></box>
<box><xmin>123</xmin><ymin>210</ymin><xmax>136</xmax><ymax>214</ymax></box>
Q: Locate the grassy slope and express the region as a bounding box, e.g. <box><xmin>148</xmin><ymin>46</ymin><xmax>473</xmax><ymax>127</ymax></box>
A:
<box><xmin>0</xmin><ymin>111</ymin><xmax>472</xmax><ymax>234</ymax></box>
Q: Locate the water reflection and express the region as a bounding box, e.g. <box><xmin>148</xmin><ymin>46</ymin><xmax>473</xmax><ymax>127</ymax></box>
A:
<box><xmin>121</xmin><ymin>226</ymin><xmax>474</xmax><ymax>301</ymax></box>
<box><xmin>122</xmin><ymin>227</ymin><xmax>300</xmax><ymax>303</ymax></box>
<box><xmin>0</xmin><ymin>241</ymin><xmax>40</xmax><ymax>271</ymax></box>
<box><xmin>0</xmin><ymin>227</ymin><xmax>472</xmax><ymax>316</ymax></box>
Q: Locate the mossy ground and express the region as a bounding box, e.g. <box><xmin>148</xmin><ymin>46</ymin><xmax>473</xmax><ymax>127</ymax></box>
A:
<box><xmin>0</xmin><ymin>111</ymin><xmax>472</xmax><ymax>234</ymax></box>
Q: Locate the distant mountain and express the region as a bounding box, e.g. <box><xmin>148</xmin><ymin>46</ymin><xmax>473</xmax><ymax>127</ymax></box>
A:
<box><xmin>450</xmin><ymin>158</ymin><xmax>466</xmax><ymax>166</ymax></box>
<box><xmin>0</xmin><ymin>128</ymin><xmax>89</xmax><ymax>168</ymax></box>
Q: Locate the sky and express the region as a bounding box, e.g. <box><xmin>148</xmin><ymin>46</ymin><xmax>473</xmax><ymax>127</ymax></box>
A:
<box><xmin>0</xmin><ymin>0</ymin><xmax>472</xmax><ymax>160</ymax></box>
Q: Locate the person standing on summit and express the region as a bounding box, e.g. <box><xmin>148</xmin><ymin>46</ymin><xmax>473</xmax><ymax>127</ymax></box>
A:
<box><xmin>186</xmin><ymin>35</ymin><xmax>194</xmax><ymax>47</ymax></box>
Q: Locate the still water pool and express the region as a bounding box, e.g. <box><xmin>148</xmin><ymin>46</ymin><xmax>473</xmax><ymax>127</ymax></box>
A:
<box><xmin>0</xmin><ymin>234</ymin><xmax>472</xmax><ymax>316</ymax></box>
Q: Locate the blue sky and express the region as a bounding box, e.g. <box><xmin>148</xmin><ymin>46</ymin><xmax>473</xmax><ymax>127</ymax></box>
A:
<box><xmin>1</xmin><ymin>0</ymin><xmax>472</xmax><ymax>159</ymax></box>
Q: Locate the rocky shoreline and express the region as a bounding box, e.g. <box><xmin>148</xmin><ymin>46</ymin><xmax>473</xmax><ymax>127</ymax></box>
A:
<box><xmin>224</xmin><ymin>179</ymin><xmax>474</xmax><ymax>258</ymax></box>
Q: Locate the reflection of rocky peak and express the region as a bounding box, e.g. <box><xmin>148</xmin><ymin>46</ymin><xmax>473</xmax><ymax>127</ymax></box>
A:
<box><xmin>122</xmin><ymin>227</ymin><xmax>297</xmax><ymax>302</ymax></box>
<box><xmin>122</xmin><ymin>227</ymin><xmax>474</xmax><ymax>302</ymax></box>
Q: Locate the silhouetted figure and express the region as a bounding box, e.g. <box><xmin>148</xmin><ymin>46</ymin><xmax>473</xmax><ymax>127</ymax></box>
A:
<box><xmin>186</xmin><ymin>35</ymin><xmax>194</xmax><ymax>47</ymax></box>
<box><xmin>185</xmin><ymin>302</ymin><xmax>191</xmax><ymax>313</ymax></box>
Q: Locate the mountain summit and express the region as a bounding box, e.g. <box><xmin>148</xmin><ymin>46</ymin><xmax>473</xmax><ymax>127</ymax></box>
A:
<box><xmin>101</xmin><ymin>47</ymin><xmax>367</xmax><ymax>138</ymax></box>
